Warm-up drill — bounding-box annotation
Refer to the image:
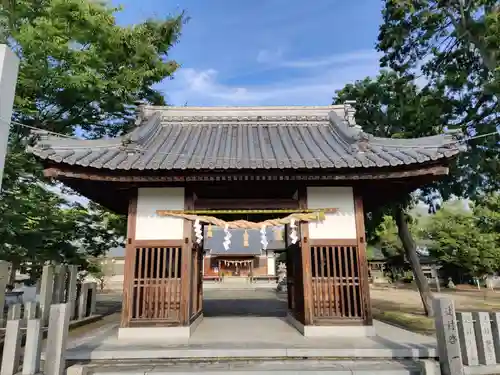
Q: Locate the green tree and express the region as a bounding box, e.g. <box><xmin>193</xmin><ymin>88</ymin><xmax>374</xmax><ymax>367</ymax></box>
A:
<box><xmin>1</xmin><ymin>0</ymin><xmax>185</xmax><ymax>137</ymax></box>
<box><xmin>474</xmin><ymin>193</ymin><xmax>500</xmax><ymax>238</ymax></box>
<box><xmin>333</xmin><ymin>0</ymin><xmax>499</xmax><ymax>317</ymax></box>
<box><xmin>423</xmin><ymin>204</ymin><xmax>500</xmax><ymax>280</ymax></box>
<box><xmin>377</xmin><ymin>0</ymin><xmax>499</xmax><ymax>195</ymax></box>
<box><xmin>333</xmin><ymin>71</ymin><xmax>453</xmax><ymax>315</ymax></box>
<box><xmin>374</xmin><ymin>215</ymin><xmax>402</xmax><ymax>258</ymax></box>
<box><xmin>0</xmin><ymin>0</ymin><xmax>183</xmax><ymax>279</ymax></box>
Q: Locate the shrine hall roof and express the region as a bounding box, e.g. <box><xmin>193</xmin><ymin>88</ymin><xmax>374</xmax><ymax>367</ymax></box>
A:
<box><xmin>28</xmin><ymin>105</ymin><xmax>465</xmax><ymax>171</ymax></box>
<box><xmin>204</xmin><ymin>227</ymin><xmax>285</xmax><ymax>255</ymax></box>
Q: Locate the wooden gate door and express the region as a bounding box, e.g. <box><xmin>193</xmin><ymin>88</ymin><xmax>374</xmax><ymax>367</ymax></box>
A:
<box><xmin>189</xmin><ymin>242</ymin><xmax>203</xmax><ymax>322</ymax></box>
<box><xmin>286</xmin><ymin>242</ymin><xmax>305</xmax><ymax>323</ymax></box>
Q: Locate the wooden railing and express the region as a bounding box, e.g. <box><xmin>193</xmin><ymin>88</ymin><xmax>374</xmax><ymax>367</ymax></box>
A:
<box><xmin>131</xmin><ymin>246</ymin><xmax>182</xmax><ymax>323</ymax></box>
<box><xmin>310</xmin><ymin>244</ymin><xmax>364</xmax><ymax>321</ymax></box>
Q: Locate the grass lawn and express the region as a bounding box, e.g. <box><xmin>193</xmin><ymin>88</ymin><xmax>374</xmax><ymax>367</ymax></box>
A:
<box><xmin>370</xmin><ymin>286</ymin><xmax>500</xmax><ymax>336</ymax></box>
<box><xmin>372</xmin><ymin>306</ymin><xmax>435</xmax><ymax>336</ymax></box>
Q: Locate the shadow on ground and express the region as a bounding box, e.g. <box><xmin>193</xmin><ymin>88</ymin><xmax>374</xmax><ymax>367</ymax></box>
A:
<box><xmin>94</xmin><ymin>293</ymin><xmax>123</xmax><ymax>316</ymax></box>
<box><xmin>202</xmin><ymin>289</ymin><xmax>288</xmax><ymax>317</ymax></box>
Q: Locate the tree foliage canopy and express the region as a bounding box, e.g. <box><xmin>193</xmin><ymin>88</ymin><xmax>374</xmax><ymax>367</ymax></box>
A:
<box><xmin>334</xmin><ymin>0</ymin><xmax>499</xmax><ymax>315</ymax></box>
<box><xmin>0</xmin><ymin>0</ymin><xmax>184</xmax><ymax>279</ymax></box>
<box><xmin>422</xmin><ymin>194</ymin><xmax>500</xmax><ymax>278</ymax></box>
<box><xmin>378</xmin><ymin>0</ymin><xmax>500</xmax><ymax>195</ymax></box>
<box><xmin>1</xmin><ymin>0</ymin><xmax>185</xmax><ymax>137</ymax></box>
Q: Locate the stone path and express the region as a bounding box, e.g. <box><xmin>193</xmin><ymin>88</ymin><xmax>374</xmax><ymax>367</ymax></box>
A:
<box><xmin>64</xmin><ymin>290</ymin><xmax>437</xmax><ymax>361</ymax></box>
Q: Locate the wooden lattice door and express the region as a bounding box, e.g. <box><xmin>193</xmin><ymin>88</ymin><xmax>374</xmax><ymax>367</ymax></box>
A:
<box><xmin>286</xmin><ymin>242</ymin><xmax>305</xmax><ymax>323</ymax></box>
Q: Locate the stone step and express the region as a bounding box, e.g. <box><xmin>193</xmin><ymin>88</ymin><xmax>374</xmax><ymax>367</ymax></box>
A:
<box><xmin>69</xmin><ymin>359</ymin><xmax>438</xmax><ymax>375</ymax></box>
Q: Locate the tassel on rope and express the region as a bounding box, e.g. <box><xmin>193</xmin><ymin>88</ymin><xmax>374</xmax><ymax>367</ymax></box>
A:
<box><xmin>194</xmin><ymin>219</ymin><xmax>203</xmax><ymax>244</ymax></box>
<box><xmin>223</xmin><ymin>224</ymin><xmax>231</xmax><ymax>251</ymax></box>
<box><xmin>289</xmin><ymin>218</ymin><xmax>298</xmax><ymax>244</ymax></box>
<box><xmin>243</xmin><ymin>229</ymin><xmax>249</xmax><ymax>247</ymax></box>
<box><xmin>260</xmin><ymin>225</ymin><xmax>269</xmax><ymax>250</ymax></box>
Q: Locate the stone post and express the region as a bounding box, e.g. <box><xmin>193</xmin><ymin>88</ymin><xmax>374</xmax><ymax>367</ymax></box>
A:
<box><xmin>66</xmin><ymin>265</ymin><xmax>78</xmax><ymax>319</ymax></box>
<box><xmin>432</xmin><ymin>264</ymin><xmax>441</xmax><ymax>293</ymax></box>
<box><xmin>44</xmin><ymin>303</ymin><xmax>71</xmax><ymax>375</ymax></box>
<box><xmin>77</xmin><ymin>282</ymin><xmax>90</xmax><ymax>320</ymax></box>
<box><xmin>0</xmin><ymin>261</ymin><xmax>10</xmax><ymax>325</ymax></box>
<box><xmin>39</xmin><ymin>265</ymin><xmax>55</xmax><ymax>325</ymax></box>
<box><xmin>0</xmin><ymin>44</ymin><xmax>20</xmax><ymax>191</ymax></box>
<box><xmin>52</xmin><ymin>265</ymin><xmax>67</xmax><ymax>304</ymax></box>
<box><xmin>1</xmin><ymin>305</ymin><xmax>22</xmax><ymax>375</ymax></box>
<box><xmin>473</xmin><ymin>311</ymin><xmax>497</xmax><ymax>365</ymax></box>
<box><xmin>433</xmin><ymin>297</ymin><xmax>464</xmax><ymax>375</ymax></box>
<box><xmin>23</xmin><ymin>301</ymin><xmax>37</xmax><ymax>322</ymax></box>
<box><xmin>88</xmin><ymin>282</ymin><xmax>97</xmax><ymax>315</ymax></box>
<box><xmin>456</xmin><ymin>312</ymin><xmax>479</xmax><ymax>366</ymax></box>
<box><xmin>490</xmin><ymin>312</ymin><xmax>500</xmax><ymax>362</ymax></box>
<box><xmin>22</xmin><ymin>302</ymin><xmax>42</xmax><ymax>375</ymax></box>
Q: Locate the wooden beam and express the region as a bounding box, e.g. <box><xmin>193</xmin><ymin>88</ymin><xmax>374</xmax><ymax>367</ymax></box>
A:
<box><xmin>193</xmin><ymin>198</ymin><xmax>299</xmax><ymax>210</ymax></box>
<box><xmin>180</xmin><ymin>188</ymin><xmax>194</xmax><ymax>325</ymax></box>
<box><xmin>134</xmin><ymin>239</ymin><xmax>184</xmax><ymax>247</ymax></box>
<box><xmin>309</xmin><ymin>239</ymin><xmax>357</xmax><ymax>246</ymax></box>
<box><xmin>298</xmin><ymin>186</ymin><xmax>313</xmax><ymax>326</ymax></box>
<box><xmin>354</xmin><ymin>190</ymin><xmax>373</xmax><ymax>326</ymax></box>
<box><xmin>121</xmin><ymin>190</ymin><xmax>138</xmax><ymax>328</ymax></box>
<box><xmin>43</xmin><ymin>165</ymin><xmax>450</xmax><ymax>182</ymax></box>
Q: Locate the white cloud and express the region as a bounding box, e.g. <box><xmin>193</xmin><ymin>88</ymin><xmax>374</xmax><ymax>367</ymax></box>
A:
<box><xmin>164</xmin><ymin>50</ymin><xmax>381</xmax><ymax>106</ymax></box>
<box><xmin>256</xmin><ymin>48</ymin><xmax>284</xmax><ymax>64</ymax></box>
<box><xmin>280</xmin><ymin>50</ymin><xmax>382</xmax><ymax>69</ymax></box>
<box><xmin>256</xmin><ymin>49</ymin><xmax>381</xmax><ymax>69</ymax></box>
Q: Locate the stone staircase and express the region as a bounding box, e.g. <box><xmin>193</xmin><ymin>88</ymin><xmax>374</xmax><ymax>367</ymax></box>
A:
<box><xmin>69</xmin><ymin>358</ymin><xmax>439</xmax><ymax>375</ymax></box>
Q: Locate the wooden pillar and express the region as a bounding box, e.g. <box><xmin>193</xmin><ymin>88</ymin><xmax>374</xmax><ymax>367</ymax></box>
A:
<box><xmin>298</xmin><ymin>186</ymin><xmax>313</xmax><ymax>325</ymax></box>
<box><xmin>120</xmin><ymin>190</ymin><xmax>137</xmax><ymax>328</ymax></box>
<box><xmin>180</xmin><ymin>189</ymin><xmax>194</xmax><ymax>325</ymax></box>
<box><xmin>354</xmin><ymin>191</ymin><xmax>373</xmax><ymax>325</ymax></box>
<box><xmin>250</xmin><ymin>258</ymin><xmax>253</xmax><ymax>283</ymax></box>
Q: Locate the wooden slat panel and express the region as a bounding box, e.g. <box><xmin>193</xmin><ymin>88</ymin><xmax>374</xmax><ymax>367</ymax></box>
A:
<box><xmin>310</xmin><ymin>244</ymin><xmax>364</xmax><ymax>321</ymax></box>
<box><xmin>131</xmin><ymin>246</ymin><xmax>182</xmax><ymax>322</ymax></box>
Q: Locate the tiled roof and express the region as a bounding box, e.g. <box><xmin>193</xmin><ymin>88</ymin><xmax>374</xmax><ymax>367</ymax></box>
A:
<box><xmin>28</xmin><ymin>105</ymin><xmax>465</xmax><ymax>171</ymax></box>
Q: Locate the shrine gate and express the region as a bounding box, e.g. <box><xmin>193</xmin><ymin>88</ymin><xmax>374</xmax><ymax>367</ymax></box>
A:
<box><xmin>28</xmin><ymin>104</ymin><xmax>464</xmax><ymax>338</ymax></box>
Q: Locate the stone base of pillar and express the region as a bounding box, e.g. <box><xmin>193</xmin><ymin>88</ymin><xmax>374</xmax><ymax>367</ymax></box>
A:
<box><xmin>286</xmin><ymin>313</ymin><xmax>376</xmax><ymax>338</ymax></box>
<box><xmin>117</xmin><ymin>313</ymin><xmax>203</xmax><ymax>341</ymax></box>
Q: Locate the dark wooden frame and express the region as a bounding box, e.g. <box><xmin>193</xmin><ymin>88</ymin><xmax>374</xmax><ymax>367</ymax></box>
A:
<box><xmin>120</xmin><ymin>184</ymin><xmax>375</xmax><ymax>329</ymax></box>
<box><xmin>44</xmin><ymin>164</ymin><xmax>450</xmax><ymax>183</ymax></box>
<box><xmin>121</xmin><ymin>190</ymin><xmax>137</xmax><ymax>327</ymax></box>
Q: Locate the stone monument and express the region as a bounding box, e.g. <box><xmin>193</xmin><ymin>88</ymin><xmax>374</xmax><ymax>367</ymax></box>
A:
<box><xmin>0</xmin><ymin>44</ymin><xmax>20</xmax><ymax>190</ymax></box>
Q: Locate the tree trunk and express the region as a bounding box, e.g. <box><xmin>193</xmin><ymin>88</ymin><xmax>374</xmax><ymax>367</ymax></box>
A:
<box><xmin>8</xmin><ymin>262</ymin><xmax>18</xmax><ymax>286</ymax></box>
<box><xmin>393</xmin><ymin>205</ymin><xmax>434</xmax><ymax>317</ymax></box>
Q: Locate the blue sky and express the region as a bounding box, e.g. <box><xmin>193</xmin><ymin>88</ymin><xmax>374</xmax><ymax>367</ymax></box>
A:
<box><xmin>111</xmin><ymin>0</ymin><xmax>384</xmax><ymax>106</ymax></box>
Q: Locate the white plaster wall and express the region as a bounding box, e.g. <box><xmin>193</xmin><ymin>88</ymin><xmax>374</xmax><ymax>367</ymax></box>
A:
<box><xmin>0</xmin><ymin>45</ymin><xmax>20</xmax><ymax>190</ymax></box>
<box><xmin>135</xmin><ymin>187</ymin><xmax>185</xmax><ymax>240</ymax></box>
<box><xmin>307</xmin><ymin>186</ymin><xmax>356</xmax><ymax>239</ymax></box>
<box><xmin>267</xmin><ymin>257</ymin><xmax>276</xmax><ymax>276</ymax></box>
